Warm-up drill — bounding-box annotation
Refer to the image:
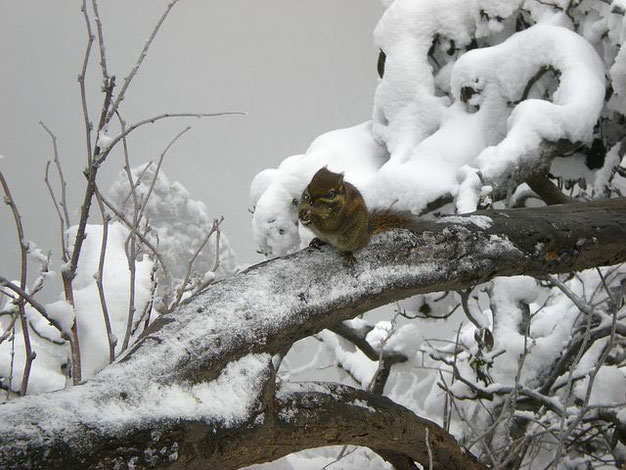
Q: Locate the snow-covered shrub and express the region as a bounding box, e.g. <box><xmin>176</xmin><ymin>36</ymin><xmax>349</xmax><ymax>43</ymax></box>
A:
<box><xmin>251</xmin><ymin>0</ymin><xmax>626</xmax><ymax>255</ymax></box>
<box><xmin>0</xmin><ymin>168</ymin><xmax>235</xmax><ymax>397</ymax></box>
<box><xmin>109</xmin><ymin>163</ymin><xmax>237</xmax><ymax>307</ymax></box>
<box><xmin>251</xmin><ymin>1</ymin><xmax>626</xmax><ymax>467</ymax></box>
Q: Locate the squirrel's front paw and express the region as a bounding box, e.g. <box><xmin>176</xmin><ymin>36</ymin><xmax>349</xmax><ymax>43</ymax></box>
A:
<box><xmin>309</xmin><ymin>238</ymin><xmax>326</xmax><ymax>250</ymax></box>
<box><xmin>342</xmin><ymin>251</ymin><xmax>356</xmax><ymax>266</ymax></box>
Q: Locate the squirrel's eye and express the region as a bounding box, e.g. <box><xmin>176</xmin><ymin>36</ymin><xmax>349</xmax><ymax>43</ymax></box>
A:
<box><xmin>326</xmin><ymin>190</ymin><xmax>336</xmax><ymax>198</ymax></box>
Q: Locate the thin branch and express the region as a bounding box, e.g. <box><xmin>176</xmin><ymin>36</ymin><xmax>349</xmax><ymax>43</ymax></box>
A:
<box><xmin>170</xmin><ymin>217</ymin><xmax>222</xmax><ymax>311</ymax></box>
<box><xmin>551</xmin><ymin>282</ymin><xmax>626</xmax><ymax>466</ymax></box>
<box><xmin>136</xmin><ymin>125</ymin><xmax>191</xmax><ymax>225</ymax></box>
<box><xmin>93</xmin><ymin>190</ymin><xmax>116</xmax><ymax>362</ymax></box>
<box><xmin>95</xmin><ymin>76</ymin><xmax>116</xmax><ymax>143</ymax></box>
<box><xmin>459</xmin><ymin>289</ymin><xmax>487</xmax><ymax>329</ymax></box>
<box><xmin>98</xmin><ymin>112</ymin><xmax>245</xmax><ymax>163</ymax></box>
<box><xmin>90</xmin><ymin>0</ymin><xmax>110</xmax><ymax>82</ymax></box>
<box><xmin>211</xmin><ymin>220</ymin><xmax>222</xmax><ymax>273</ymax></box>
<box><xmin>540</xmin><ymin>324</ymin><xmax>626</xmax><ymax>395</ymax></box>
<box><xmin>177</xmin><ymin>216</ymin><xmax>227</xmax><ymax>307</ymax></box>
<box><xmin>329</xmin><ymin>321</ymin><xmax>407</xmax><ymax>365</ymax></box>
<box><xmin>539</xmin><ymin>274</ymin><xmax>594</xmax><ymax>315</ymax></box>
<box><xmin>321</xmin><ymin>447</ymin><xmax>359</xmax><ymax>470</ymax></box>
<box><xmin>132</xmin><ymin>262</ymin><xmax>158</xmax><ymax>336</ymax></box>
<box><xmin>121</xmin><ymin>161</ymin><xmax>153</xmax><ymax>207</ymax></box>
<box><xmin>40</xmin><ymin>122</ymin><xmax>71</xmax><ymax>260</ymax></box>
<box><xmin>115</xmin><ymin>115</ymin><xmax>140</xmax><ymax>354</ymax></box>
<box><xmin>0</xmin><ymin>311</ymin><xmax>18</xmax><ymax>346</ymax></box>
<box><xmin>0</xmin><ymin>276</ymin><xmax>67</xmax><ymax>341</ymax></box>
<box><xmin>0</xmin><ymin>172</ymin><xmax>34</xmax><ymax>396</ymax></box>
<box><xmin>7</xmin><ymin>323</ymin><xmax>16</xmax><ymax>401</ymax></box>
<box><xmin>449</xmin><ymin>366</ymin><xmax>568</xmax><ymax>418</ymax></box>
<box><xmin>79</xmin><ymin>0</ymin><xmax>95</xmax><ymax>164</ymax></box>
<box><xmin>116</xmin><ymin>112</ymin><xmax>140</xmax><ymax>218</ymax></box>
<box><xmin>121</xmin><ymin>230</ymin><xmax>138</xmax><ymax>353</ymax></box>
<box><xmin>95</xmin><ymin>187</ymin><xmax>173</xmax><ymax>291</ymax></box>
<box><xmin>44</xmin><ymin>162</ymin><xmax>69</xmax><ymax>262</ymax></box>
<box><xmin>105</xmin><ymin>0</ymin><xmax>182</xmax><ymax>122</ymax></box>
<box><xmin>366</xmin><ymin>312</ymin><xmax>401</xmax><ymax>395</ymax></box>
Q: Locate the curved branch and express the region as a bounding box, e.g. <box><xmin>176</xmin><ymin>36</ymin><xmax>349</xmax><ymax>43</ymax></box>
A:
<box><xmin>0</xmin><ymin>380</ymin><xmax>483</xmax><ymax>470</ymax></box>
<box><xmin>0</xmin><ymin>199</ymin><xmax>625</xmax><ymax>468</ymax></box>
<box><xmin>126</xmin><ymin>197</ymin><xmax>626</xmax><ymax>386</ymax></box>
<box><xmin>0</xmin><ymin>276</ymin><xmax>67</xmax><ymax>341</ymax></box>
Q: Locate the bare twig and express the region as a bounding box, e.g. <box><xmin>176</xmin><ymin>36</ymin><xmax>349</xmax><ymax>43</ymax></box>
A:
<box><xmin>121</xmin><ymin>231</ymin><xmax>138</xmax><ymax>353</ymax></box>
<box><xmin>437</xmin><ymin>371</ymin><xmax>499</xmax><ymax>467</ymax></box>
<box><xmin>44</xmin><ymin>162</ymin><xmax>69</xmax><ymax>262</ymax></box>
<box><xmin>211</xmin><ymin>220</ymin><xmax>222</xmax><ymax>272</ymax></box>
<box><xmin>541</xmin><ymin>324</ymin><xmax>626</xmax><ymax>395</ymax></box>
<box><xmin>329</xmin><ymin>321</ymin><xmax>407</xmax><ymax>366</ymax></box>
<box><xmin>175</xmin><ymin>212</ymin><xmax>227</xmax><ymax>307</ymax></box>
<box><xmin>0</xmin><ymin>276</ymin><xmax>67</xmax><ymax>340</ymax></box>
<box><xmin>366</xmin><ymin>313</ymin><xmax>400</xmax><ymax>394</ymax></box>
<box><xmin>116</xmin><ymin>112</ymin><xmax>140</xmax><ymax>218</ymax></box>
<box><xmin>459</xmin><ymin>289</ymin><xmax>487</xmax><ymax>329</ymax></box>
<box><xmin>98</xmin><ymin>112</ymin><xmax>244</xmax><ymax>165</ymax></box>
<box><xmin>0</xmin><ymin>311</ymin><xmax>18</xmax><ymax>346</ymax></box>
<box><xmin>39</xmin><ymin>121</ymin><xmax>71</xmax><ymax>228</ymax></box>
<box><xmin>7</xmin><ymin>324</ymin><xmax>16</xmax><ymax>400</ymax></box>
<box><xmin>121</xmin><ymin>161</ymin><xmax>153</xmax><ymax>207</ymax></box>
<box><xmin>136</xmin><ymin>125</ymin><xmax>191</xmax><ymax>225</ymax></box>
<box><xmin>95</xmin><ymin>187</ymin><xmax>173</xmax><ymax>292</ymax></box>
<box><xmin>170</xmin><ymin>217</ymin><xmax>222</xmax><ymax>311</ymax></box>
<box><xmin>553</xmin><ymin>281</ymin><xmax>626</xmax><ymax>465</ymax></box>
<box><xmin>320</xmin><ymin>447</ymin><xmax>358</xmax><ymax>470</ymax></box>
<box><xmin>90</xmin><ymin>0</ymin><xmax>110</xmax><ymax>82</ymax></box>
<box><xmin>93</xmin><ymin>191</ymin><xmax>116</xmax><ymax>362</ymax></box>
<box><xmin>0</xmin><ymin>171</ymin><xmax>34</xmax><ymax>396</ymax></box>
<box><xmin>113</xmin><ymin>115</ymin><xmax>140</xmax><ymax>354</ymax></box>
<box><xmin>105</xmin><ymin>0</ymin><xmax>182</xmax><ymax>122</ymax></box>
<box><xmin>132</xmin><ymin>262</ymin><xmax>158</xmax><ymax>336</ymax></box>
<box><xmin>40</xmin><ymin>122</ymin><xmax>71</xmax><ymax>261</ymax></box>
<box><xmin>540</xmin><ymin>274</ymin><xmax>594</xmax><ymax>315</ymax></box>
<box><xmin>79</xmin><ymin>0</ymin><xmax>95</xmax><ymax>164</ymax></box>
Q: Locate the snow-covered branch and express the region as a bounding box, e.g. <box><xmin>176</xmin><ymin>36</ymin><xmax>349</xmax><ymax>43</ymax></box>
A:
<box><xmin>0</xmin><ymin>199</ymin><xmax>625</xmax><ymax>469</ymax></box>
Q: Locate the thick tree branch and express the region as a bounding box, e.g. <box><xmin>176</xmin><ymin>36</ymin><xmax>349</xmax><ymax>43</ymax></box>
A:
<box><xmin>0</xmin><ymin>379</ymin><xmax>481</xmax><ymax>470</ymax></box>
<box><xmin>0</xmin><ymin>199</ymin><xmax>625</xmax><ymax>468</ymax></box>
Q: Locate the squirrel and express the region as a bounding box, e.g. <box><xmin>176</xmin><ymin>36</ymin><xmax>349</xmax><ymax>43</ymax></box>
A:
<box><xmin>298</xmin><ymin>167</ymin><xmax>418</xmax><ymax>263</ymax></box>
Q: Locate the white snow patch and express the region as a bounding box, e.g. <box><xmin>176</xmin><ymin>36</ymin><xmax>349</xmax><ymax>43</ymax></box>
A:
<box><xmin>437</xmin><ymin>214</ymin><xmax>493</xmax><ymax>229</ymax></box>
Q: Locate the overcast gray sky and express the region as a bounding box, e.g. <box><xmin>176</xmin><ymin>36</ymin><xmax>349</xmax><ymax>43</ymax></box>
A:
<box><xmin>0</xmin><ymin>0</ymin><xmax>383</xmax><ymax>276</ymax></box>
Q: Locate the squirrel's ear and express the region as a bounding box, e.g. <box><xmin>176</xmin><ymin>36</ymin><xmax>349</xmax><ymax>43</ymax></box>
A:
<box><xmin>336</xmin><ymin>173</ymin><xmax>346</xmax><ymax>191</ymax></box>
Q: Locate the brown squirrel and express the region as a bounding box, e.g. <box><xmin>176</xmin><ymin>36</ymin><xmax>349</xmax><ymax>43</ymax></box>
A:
<box><xmin>298</xmin><ymin>167</ymin><xmax>418</xmax><ymax>263</ymax></box>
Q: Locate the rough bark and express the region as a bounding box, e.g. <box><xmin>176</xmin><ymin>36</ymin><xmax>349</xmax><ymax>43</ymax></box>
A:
<box><xmin>0</xmin><ymin>198</ymin><xmax>625</xmax><ymax>470</ymax></box>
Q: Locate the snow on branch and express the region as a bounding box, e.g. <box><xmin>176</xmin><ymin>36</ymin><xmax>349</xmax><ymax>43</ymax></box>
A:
<box><xmin>454</xmin><ymin>24</ymin><xmax>605</xmax><ymax>211</ymax></box>
<box><xmin>0</xmin><ymin>198</ymin><xmax>625</xmax><ymax>469</ymax></box>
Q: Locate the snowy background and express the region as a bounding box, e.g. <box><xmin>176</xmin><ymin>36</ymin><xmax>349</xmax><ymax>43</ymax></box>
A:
<box><xmin>0</xmin><ymin>0</ymin><xmax>383</xmax><ymax>275</ymax></box>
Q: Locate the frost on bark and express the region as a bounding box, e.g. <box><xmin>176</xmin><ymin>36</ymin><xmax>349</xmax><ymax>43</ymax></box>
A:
<box><xmin>0</xmin><ymin>198</ymin><xmax>625</xmax><ymax>470</ymax></box>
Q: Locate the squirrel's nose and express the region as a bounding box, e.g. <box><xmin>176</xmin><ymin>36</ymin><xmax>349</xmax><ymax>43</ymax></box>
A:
<box><xmin>299</xmin><ymin>208</ymin><xmax>312</xmax><ymax>223</ymax></box>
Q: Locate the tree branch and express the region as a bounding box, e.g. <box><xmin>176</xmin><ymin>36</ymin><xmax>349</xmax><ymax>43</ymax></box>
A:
<box><xmin>0</xmin><ymin>171</ymin><xmax>34</xmax><ymax>396</ymax></box>
<box><xmin>0</xmin><ymin>199</ymin><xmax>625</xmax><ymax>468</ymax></box>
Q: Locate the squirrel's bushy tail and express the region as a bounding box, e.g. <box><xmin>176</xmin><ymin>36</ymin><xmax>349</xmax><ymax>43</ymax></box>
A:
<box><xmin>368</xmin><ymin>209</ymin><xmax>420</xmax><ymax>235</ymax></box>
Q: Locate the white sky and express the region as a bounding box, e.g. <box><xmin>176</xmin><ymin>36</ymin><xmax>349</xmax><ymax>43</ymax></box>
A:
<box><xmin>0</xmin><ymin>0</ymin><xmax>383</xmax><ymax>276</ymax></box>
